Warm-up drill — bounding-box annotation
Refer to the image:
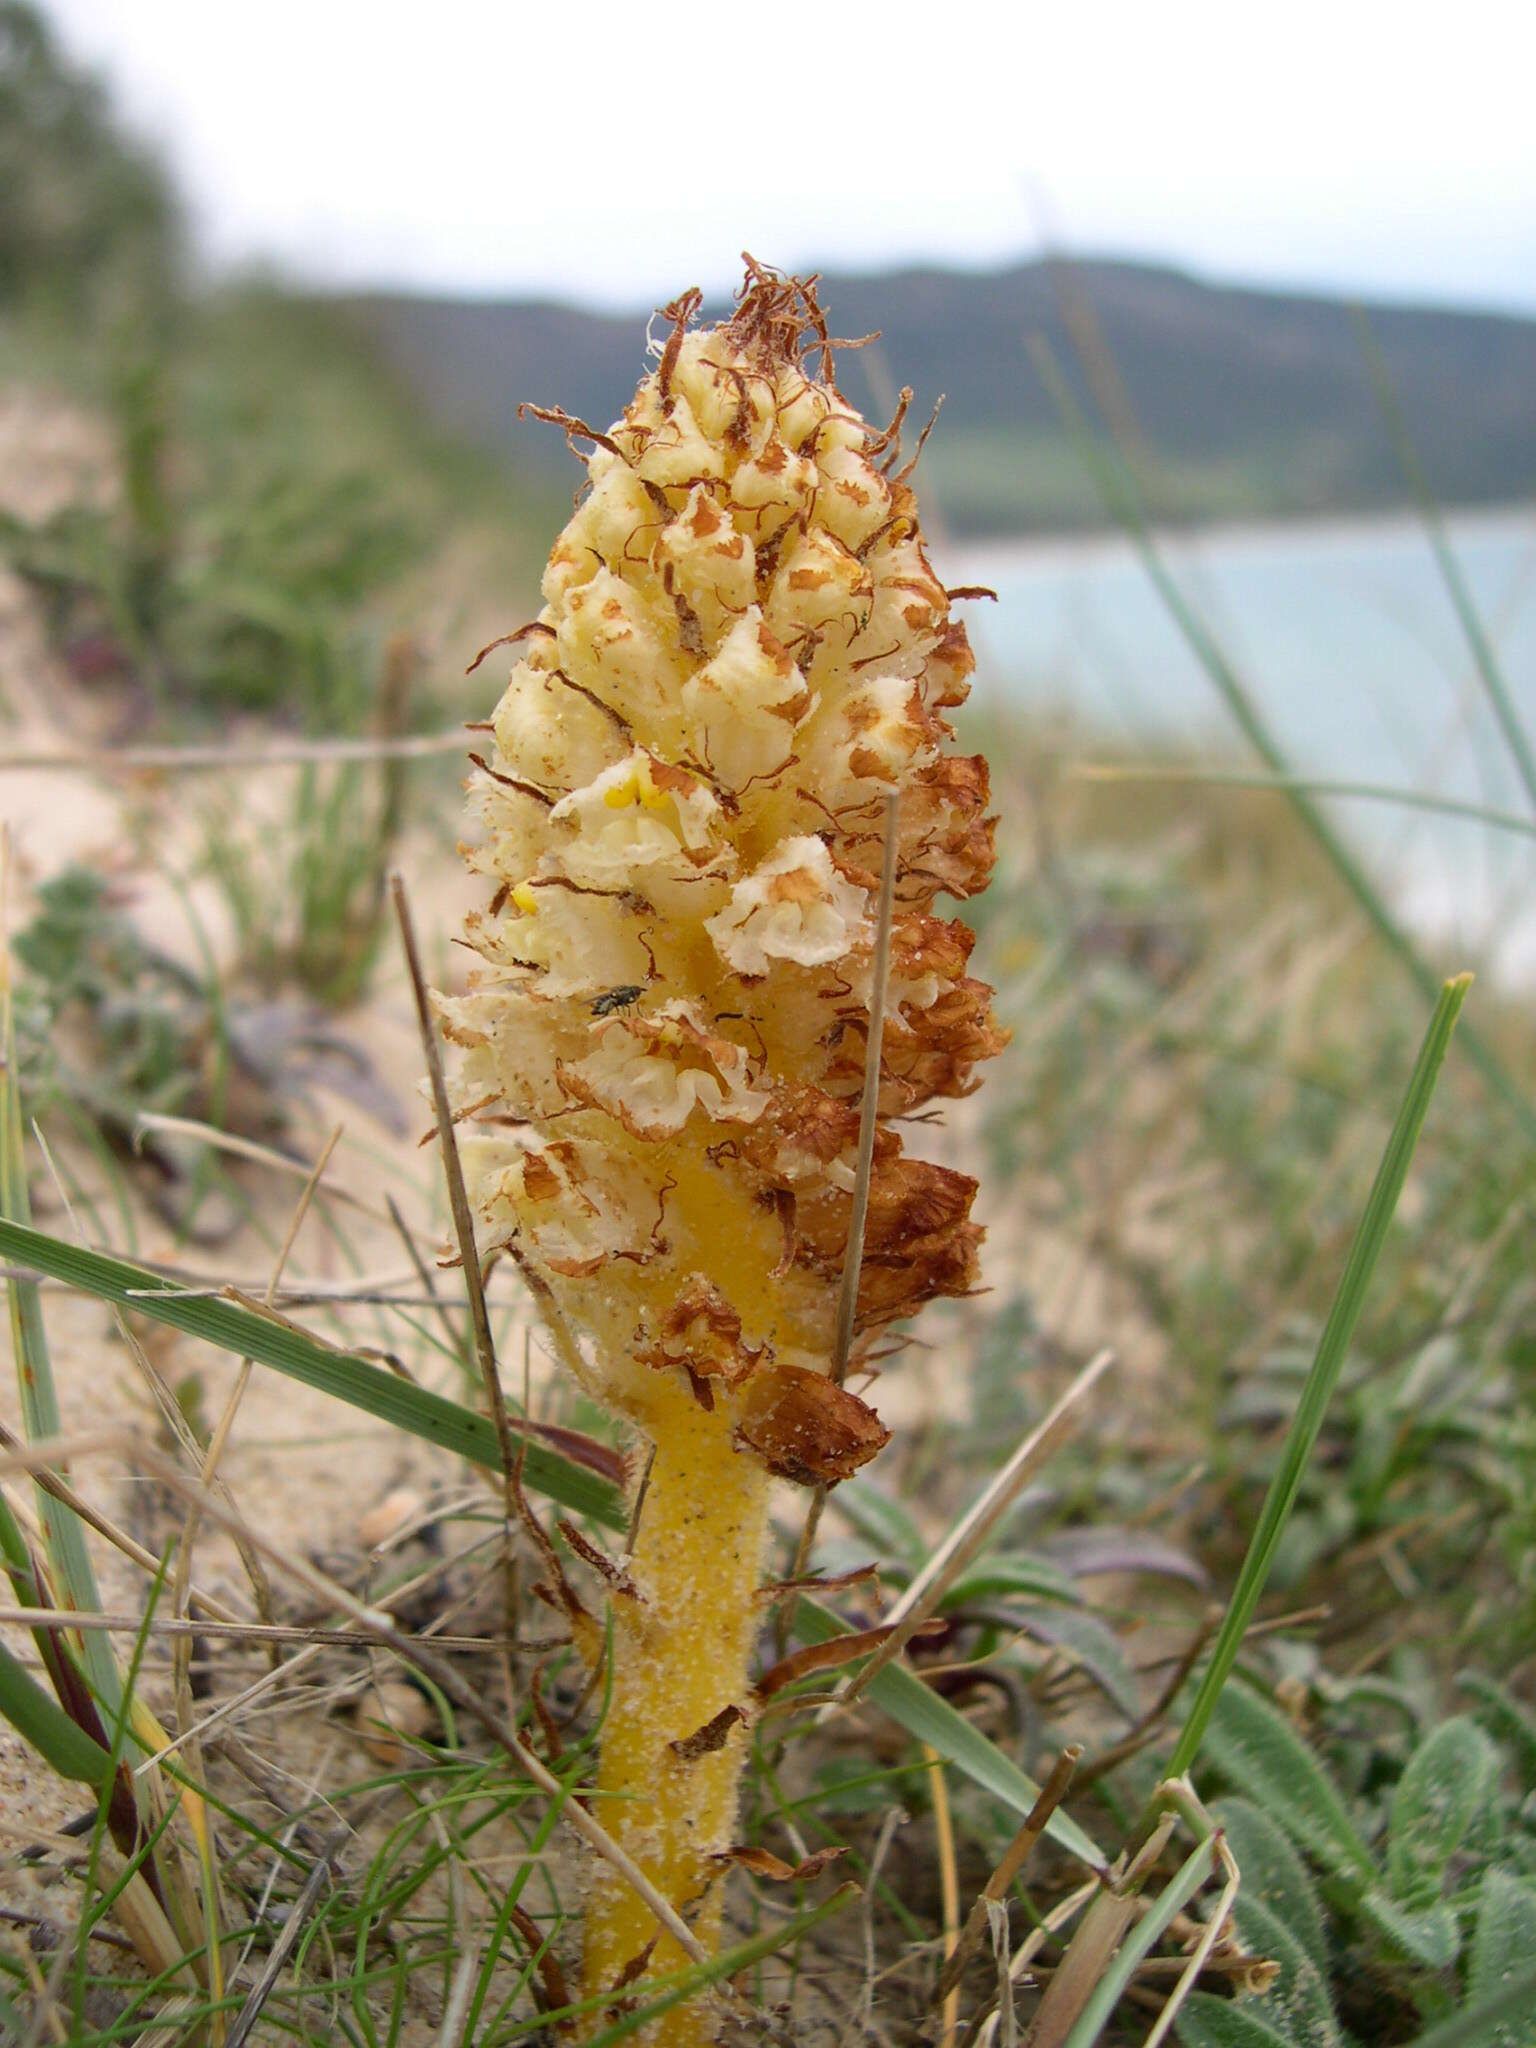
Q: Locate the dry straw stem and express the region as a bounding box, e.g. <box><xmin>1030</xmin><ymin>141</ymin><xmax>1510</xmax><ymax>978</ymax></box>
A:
<box><xmin>0</xmin><ymin>1607</ymin><xmax>509</xmax><ymax>1654</ymax></box>
<box><xmin>0</xmin><ymin>730</ymin><xmax>472</xmax><ymax>775</ymax></box>
<box><xmin>135</xmin><ymin>1517</ymin><xmax>515</xmax><ymax>1778</ymax></box>
<box><xmin>29</xmin><ymin>1124</ymin><xmax>269</xmax><ymax>1624</ymax></box>
<box><xmin>392</xmin><ymin>874</ymin><xmax>508</xmax><ymax>1443</ymax></box>
<box><xmin>0</xmin><ymin>1427</ymin><xmax>714</xmax><ymax>1971</ymax></box>
<box><xmin>935</xmin><ymin>1743</ymin><xmax>1083</xmax><ymax>2004</ymax></box>
<box><xmin>133</xmin><ymin>1113</ymin><xmax>400</xmax><ymax>1227</ymax></box>
<box><xmin>391</xmin><ymin>869</ymin><xmax>525</xmax><ymax>1640</ymax></box>
<box><xmin>170</xmin><ymin>1125</ymin><xmax>342</xmax><ymax>1696</ymax></box>
<box><xmin>1015</xmin><ymin>1812</ymin><xmax>1179</xmax><ymax>2048</ymax></box>
<box><xmin>929</xmin><ymin>1741</ymin><xmax>963</xmax><ymax>2048</ymax></box>
<box><xmin>784</xmin><ymin>787</ymin><xmax>901</xmax><ymax>1609</ymax></box>
<box><xmin>1050</xmin><ymin>1828</ymin><xmax>1227</xmax><ymax>2048</ymax></box>
<box><xmin>1027</xmin><ymin>1780</ymin><xmax>1238</xmax><ymax>2048</ymax></box>
<box><xmin>1139</xmin><ymin>1809</ymin><xmax>1240</xmax><ymax>2048</ymax></box>
<box><xmin>222</xmin><ymin>1823</ymin><xmax>349</xmax><ymax>2048</ymax></box>
<box><xmin>961</xmin><ymin>1879</ymin><xmax>1100</xmax><ymax>2048</ymax></box>
<box><xmin>0</xmin><ymin>1417</ymin><xmax>243</xmax><ymax>1626</ymax></box>
<box><xmin>826</xmin><ymin>1347</ymin><xmax>1114</xmax><ymax>1718</ymax></box>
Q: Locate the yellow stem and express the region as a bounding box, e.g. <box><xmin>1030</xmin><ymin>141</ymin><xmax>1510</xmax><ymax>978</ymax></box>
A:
<box><xmin>581</xmin><ymin>1388</ymin><xmax>771</xmax><ymax>2044</ymax></box>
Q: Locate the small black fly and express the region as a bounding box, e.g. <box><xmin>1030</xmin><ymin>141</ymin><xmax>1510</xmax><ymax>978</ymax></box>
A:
<box><xmin>591</xmin><ymin>985</ymin><xmax>643</xmax><ymax>1017</ymax></box>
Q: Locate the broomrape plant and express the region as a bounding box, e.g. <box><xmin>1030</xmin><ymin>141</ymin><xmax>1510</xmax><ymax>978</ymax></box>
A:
<box><xmin>445</xmin><ymin>263</ymin><xmax>1005</xmax><ymax>2037</ymax></box>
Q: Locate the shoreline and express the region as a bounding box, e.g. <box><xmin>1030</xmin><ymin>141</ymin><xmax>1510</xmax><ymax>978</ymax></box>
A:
<box><xmin>945</xmin><ymin>499</ymin><xmax>1536</xmax><ymax>577</ymax></box>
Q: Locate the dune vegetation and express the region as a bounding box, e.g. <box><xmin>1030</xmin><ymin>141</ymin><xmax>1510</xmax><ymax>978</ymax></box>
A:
<box><xmin>1</xmin><ymin>9</ymin><xmax>1533</xmax><ymax>2044</ymax></box>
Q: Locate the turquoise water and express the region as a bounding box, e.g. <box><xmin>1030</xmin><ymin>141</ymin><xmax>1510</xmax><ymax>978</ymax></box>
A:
<box><xmin>952</xmin><ymin>508</ymin><xmax>1536</xmax><ymax>981</ymax></box>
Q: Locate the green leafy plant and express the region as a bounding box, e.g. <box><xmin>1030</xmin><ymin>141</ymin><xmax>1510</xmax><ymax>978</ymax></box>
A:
<box><xmin>198</xmin><ymin>635</ymin><xmax>417</xmax><ymax>1008</ymax></box>
<box><xmin>10</xmin><ymin>865</ymin><xmax>404</xmax><ymax>1236</ymax></box>
<box><xmin>0</xmin><ymin>358</ymin><xmax>417</xmax><ymax>729</ymax></box>
<box><xmin>0</xmin><ymin>2</ymin><xmax>178</xmax><ymax>317</ymax></box>
<box><xmin>1</xmin><ymin>952</ymin><xmax>222</xmax><ymax>2015</ymax></box>
<box><xmin>1222</xmin><ymin>1308</ymin><xmax>1535</xmax><ymax>1641</ymax></box>
<box><xmin>10</xmin><ymin>865</ymin><xmax>256</xmax><ymax>1232</ymax></box>
<box><xmin>1181</xmin><ymin>1681</ymin><xmax>1536</xmax><ymax>2046</ymax></box>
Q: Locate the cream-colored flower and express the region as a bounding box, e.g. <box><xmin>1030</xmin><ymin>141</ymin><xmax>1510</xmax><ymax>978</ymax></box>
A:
<box><xmin>704</xmin><ymin>837</ymin><xmax>870</xmax><ymax>976</ymax></box>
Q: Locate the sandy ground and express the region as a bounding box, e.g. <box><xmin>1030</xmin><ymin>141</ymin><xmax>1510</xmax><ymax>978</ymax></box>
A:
<box><xmin>0</xmin><ymin>394</ymin><xmax>533</xmax><ymax>2026</ymax></box>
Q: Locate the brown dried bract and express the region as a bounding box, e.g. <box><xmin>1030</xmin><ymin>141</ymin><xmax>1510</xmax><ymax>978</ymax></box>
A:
<box><xmin>638</xmin><ymin>1276</ymin><xmax>766</xmax><ymax>1407</ymax></box>
<box><xmin>558</xmin><ymin>1518</ymin><xmax>638</xmax><ymax>1601</ymax></box>
<box><xmin>517</xmin><ymin>401</ymin><xmax>624</xmax><ymax>459</ymax></box>
<box><xmin>753</xmin><ymin>1618</ymin><xmax>947</xmax><ymax>1700</ymax></box>
<box><xmin>715</xmin><ymin>1845</ymin><xmax>849</xmax><ymax>1883</ymax></box>
<box><xmin>732</xmin><ymin>1362</ymin><xmax>890</xmax><ymax>1486</ymax></box>
<box><xmin>669</xmin><ymin>1702</ymin><xmax>747</xmax><ymax>1762</ymax></box>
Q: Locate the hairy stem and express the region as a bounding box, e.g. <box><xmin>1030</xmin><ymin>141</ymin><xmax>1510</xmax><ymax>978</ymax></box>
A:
<box><xmin>581</xmin><ymin>1387</ymin><xmax>771</xmax><ymax>2041</ymax></box>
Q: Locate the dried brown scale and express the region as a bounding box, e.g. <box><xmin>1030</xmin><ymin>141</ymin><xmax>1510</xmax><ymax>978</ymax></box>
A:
<box><xmin>716</xmin><ymin>1845</ymin><xmax>848</xmax><ymax>1883</ymax></box>
<box><xmin>446</xmin><ymin>260</ymin><xmax>1005</xmax><ymax>2040</ymax></box>
<box><xmin>668</xmin><ymin>1704</ymin><xmax>745</xmax><ymax>1763</ymax></box>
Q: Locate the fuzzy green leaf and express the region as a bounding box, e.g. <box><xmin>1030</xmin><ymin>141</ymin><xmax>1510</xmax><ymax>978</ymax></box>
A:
<box><xmin>1213</xmin><ymin>1797</ymin><xmax>1329</xmax><ymax>1983</ymax></box>
<box><xmin>1466</xmin><ymin>1869</ymin><xmax>1536</xmax><ymax>2048</ymax></box>
<box><xmin>1204</xmin><ymin>1684</ymin><xmax>1376</xmax><ymax>1882</ymax></box>
<box><xmin>1229</xmin><ymin>1890</ymin><xmax>1341</xmax><ymax>2048</ymax></box>
<box><xmin>1177</xmin><ymin>1993</ymin><xmax>1298</xmax><ymax>2048</ymax></box>
<box><xmin>1357</xmin><ymin>1888</ymin><xmax>1460</xmax><ymax>1970</ymax></box>
<box><xmin>1458</xmin><ymin>1672</ymin><xmax>1536</xmax><ymax>1788</ymax></box>
<box><xmin>1388</xmin><ymin>1716</ymin><xmax>1500</xmax><ymax>1908</ymax></box>
<box><xmin>1407</xmin><ymin>1962</ymin><xmax>1536</xmax><ymax>2048</ymax></box>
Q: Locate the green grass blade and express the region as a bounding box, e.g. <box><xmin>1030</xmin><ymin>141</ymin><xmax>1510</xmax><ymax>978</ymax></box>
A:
<box><xmin>1166</xmin><ymin>972</ymin><xmax>1471</xmax><ymax>1777</ymax></box>
<box><xmin>2</xmin><ymin>978</ymin><xmax>122</xmax><ymax>1713</ymax></box>
<box><xmin>579</xmin><ymin>1883</ymin><xmax>858</xmax><ymax>2047</ymax></box>
<box><xmin>792</xmin><ymin>1596</ymin><xmax>1103</xmax><ymax>1868</ymax></box>
<box><xmin>1354</xmin><ymin>309</ymin><xmax>1536</xmax><ymax>816</ymax></box>
<box><xmin>0</xmin><ymin>1214</ymin><xmax>626</xmax><ymax>1530</ymax></box>
<box><xmin>0</xmin><ymin>1637</ymin><xmax>112</xmax><ymax>1784</ymax></box>
<box><xmin>1030</xmin><ymin>335</ymin><xmax>1534</xmax><ymax>1145</ymax></box>
<box><xmin>1072</xmin><ymin>762</ymin><xmax>1536</xmax><ymax>841</ymax></box>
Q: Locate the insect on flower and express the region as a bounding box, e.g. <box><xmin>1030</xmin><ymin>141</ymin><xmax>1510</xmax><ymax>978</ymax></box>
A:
<box><xmin>590</xmin><ymin>983</ymin><xmax>644</xmax><ymax>1016</ymax></box>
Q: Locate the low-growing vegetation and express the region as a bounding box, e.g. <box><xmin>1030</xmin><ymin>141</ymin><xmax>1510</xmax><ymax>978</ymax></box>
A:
<box><xmin>0</xmin><ymin>9</ymin><xmax>1531</xmax><ymax>2044</ymax></box>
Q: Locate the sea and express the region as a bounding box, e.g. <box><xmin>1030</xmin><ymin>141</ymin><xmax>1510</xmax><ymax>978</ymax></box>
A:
<box><xmin>948</xmin><ymin>506</ymin><xmax>1536</xmax><ymax>986</ymax></box>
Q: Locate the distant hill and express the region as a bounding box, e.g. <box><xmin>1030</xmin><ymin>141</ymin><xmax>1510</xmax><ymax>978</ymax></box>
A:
<box><xmin>340</xmin><ymin>259</ymin><xmax>1536</xmax><ymax>536</ymax></box>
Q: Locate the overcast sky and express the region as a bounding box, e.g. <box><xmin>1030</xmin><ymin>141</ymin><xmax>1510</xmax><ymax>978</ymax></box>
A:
<box><xmin>42</xmin><ymin>0</ymin><xmax>1536</xmax><ymax>314</ymax></box>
